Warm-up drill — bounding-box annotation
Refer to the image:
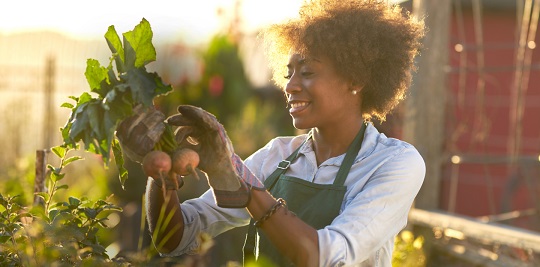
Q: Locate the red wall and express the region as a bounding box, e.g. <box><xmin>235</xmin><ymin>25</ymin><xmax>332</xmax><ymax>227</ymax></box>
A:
<box><xmin>440</xmin><ymin>8</ymin><xmax>540</xmax><ymax>230</ymax></box>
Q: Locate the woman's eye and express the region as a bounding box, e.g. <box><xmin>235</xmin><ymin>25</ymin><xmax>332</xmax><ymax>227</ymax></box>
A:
<box><xmin>283</xmin><ymin>71</ymin><xmax>312</xmax><ymax>79</ymax></box>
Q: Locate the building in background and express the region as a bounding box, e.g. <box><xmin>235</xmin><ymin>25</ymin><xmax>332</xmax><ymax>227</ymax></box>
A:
<box><xmin>398</xmin><ymin>0</ymin><xmax>540</xmax><ymax>232</ymax></box>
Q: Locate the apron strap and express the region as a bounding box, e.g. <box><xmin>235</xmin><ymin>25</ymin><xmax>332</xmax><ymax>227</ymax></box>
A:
<box><xmin>263</xmin><ymin>132</ymin><xmax>312</xmax><ymax>191</ymax></box>
<box><xmin>243</xmin><ymin>133</ymin><xmax>311</xmax><ymax>264</ymax></box>
<box><xmin>333</xmin><ymin>122</ymin><xmax>367</xmax><ymax>186</ymax></box>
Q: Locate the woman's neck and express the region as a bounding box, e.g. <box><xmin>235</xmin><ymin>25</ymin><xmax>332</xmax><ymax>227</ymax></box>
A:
<box><xmin>311</xmin><ymin>121</ymin><xmax>364</xmax><ymax>166</ymax></box>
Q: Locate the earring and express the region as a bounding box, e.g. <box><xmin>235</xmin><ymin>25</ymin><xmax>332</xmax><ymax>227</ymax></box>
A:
<box><xmin>352</xmin><ymin>90</ymin><xmax>358</xmax><ymax>95</ymax></box>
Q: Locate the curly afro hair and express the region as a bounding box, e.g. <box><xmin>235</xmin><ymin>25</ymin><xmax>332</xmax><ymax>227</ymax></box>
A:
<box><xmin>259</xmin><ymin>0</ymin><xmax>425</xmax><ymax>121</ymax></box>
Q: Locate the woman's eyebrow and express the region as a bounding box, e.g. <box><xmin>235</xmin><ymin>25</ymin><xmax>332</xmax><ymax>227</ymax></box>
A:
<box><xmin>287</xmin><ymin>58</ymin><xmax>321</xmax><ymax>68</ymax></box>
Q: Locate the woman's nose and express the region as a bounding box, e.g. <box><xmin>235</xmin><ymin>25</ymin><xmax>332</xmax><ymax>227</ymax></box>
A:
<box><xmin>284</xmin><ymin>75</ymin><xmax>301</xmax><ymax>94</ymax></box>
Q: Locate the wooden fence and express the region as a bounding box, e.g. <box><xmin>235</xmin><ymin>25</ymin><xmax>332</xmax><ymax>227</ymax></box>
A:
<box><xmin>408</xmin><ymin>208</ymin><xmax>540</xmax><ymax>266</ymax></box>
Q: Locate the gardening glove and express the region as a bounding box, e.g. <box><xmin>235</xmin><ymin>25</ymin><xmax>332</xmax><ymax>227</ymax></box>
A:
<box><xmin>116</xmin><ymin>104</ymin><xmax>166</xmax><ymax>163</ymax></box>
<box><xmin>166</xmin><ymin>105</ymin><xmax>264</xmax><ymax>208</ymax></box>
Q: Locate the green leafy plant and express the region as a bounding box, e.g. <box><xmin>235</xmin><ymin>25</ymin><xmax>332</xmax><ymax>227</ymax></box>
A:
<box><xmin>0</xmin><ymin>146</ymin><xmax>122</xmax><ymax>266</ymax></box>
<box><xmin>60</xmin><ymin>18</ymin><xmax>176</xmax><ymax>187</ymax></box>
<box><xmin>0</xmin><ymin>194</ymin><xmax>32</xmax><ymax>265</ymax></box>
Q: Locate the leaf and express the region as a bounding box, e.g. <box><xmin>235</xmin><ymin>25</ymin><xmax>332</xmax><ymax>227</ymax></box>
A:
<box><xmin>112</xmin><ymin>139</ymin><xmax>128</xmax><ymax>188</ymax></box>
<box><xmin>35</xmin><ymin>192</ymin><xmax>50</xmax><ymax>203</ymax></box>
<box><xmin>63</xmin><ymin>156</ymin><xmax>83</xmax><ymax>166</ymax></box>
<box><xmin>61</xmin><ymin>102</ymin><xmax>74</xmax><ymax>109</ymax></box>
<box><xmin>95</xmin><ymin>138</ymin><xmax>111</xmax><ymax>165</ymax></box>
<box><xmin>50</xmin><ymin>202</ymin><xmax>68</xmax><ymax>209</ymax></box>
<box><xmin>123</xmin><ymin>68</ymin><xmax>157</xmax><ymax>106</ymax></box>
<box><xmin>60</xmin><ymin>122</ymin><xmax>73</xmax><ymax>147</ymax></box>
<box><xmin>86</xmin><ymin>103</ymin><xmax>105</xmax><ymax>141</ymax></box>
<box><xmin>65</xmin><ymin>98</ymin><xmax>99</xmax><ymax>143</ymax></box>
<box><xmin>101</xmin><ymin>205</ymin><xmax>123</xmax><ymax>212</ymax></box>
<box><xmin>107</xmin><ymin>68</ymin><xmax>121</xmax><ymax>87</ymax></box>
<box><xmin>85</xmin><ymin>59</ymin><xmax>109</xmax><ymax>94</ymax></box>
<box><xmin>0</xmin><ymin>234</ymin><xmax>11</xmax><ymax>243</ymax></box>
<box><xmin>51</xmin><ymin>146</ymin><xmax>67</xmax><ymax>158</ymax></box>
<box><xmin>67</xmin><ymin>109</ymin><xmax>90</xmax><ymax>141</ymax></box>
<box><xmin>124</xmin><ymin>68</ymin><xmax>173</xmax><ymax>107</ymax></box>
<box><xmin>123</xmin><ymin>18</ymin><xmax>156</xmax><ymax>69</ymax></box>
<box><xmin>55</xmin><ymin>184</ymin><xmax>69</xmax><ymax>191</ymax></box>
<box><xmin>84</xmin><ymin>208</ymin><xmax>98</xmax><ymax>219</ymax></box>
<box><xmin>103</xmin><ymin>87</ymin><xmax>133</xmax><ymax>120</ymax></box>
<box><xmin>69</xmin><ymin>197</ymin><xmax>81</xmax><ymax>207</ymax></box>
<box><xmin>105</xmin><ymin>25</ymin><xmax>125</xmax><ymax>73</ymax></box>
<box><xmin>51</xmin><ymin>171</ymin><xmax>65</xmax><ymax>182</ymax></box>
<box><xmin>78</xmin><ymin>91</ymin><xmax>94</xmax><ymax>105</ymax></box>
<box><xmin>151</xmin><ymin>71</ymin><xmax>174</xmax><ymax>96</ymax></box>
<box><xmin>48</xmin><ymin>209</ymin><xmax>60</xmax><ymax>221</ymax></box>
<box><xmin>46</xmin><ymin>164</ymin><xmax>59</xmax><ymax>173</ymax></box>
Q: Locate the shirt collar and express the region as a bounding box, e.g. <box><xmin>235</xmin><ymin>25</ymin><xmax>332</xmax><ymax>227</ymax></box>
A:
<box><xmin>297</xmin><ymin>122</ymin><xmax>379</xmax><ymax>167</ymax></box>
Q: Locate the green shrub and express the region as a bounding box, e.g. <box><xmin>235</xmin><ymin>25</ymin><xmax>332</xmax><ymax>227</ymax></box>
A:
<box><xmin>0</xmin><ymin>146</ymin><xmax>123</xmax><ymax>266</ymax></box>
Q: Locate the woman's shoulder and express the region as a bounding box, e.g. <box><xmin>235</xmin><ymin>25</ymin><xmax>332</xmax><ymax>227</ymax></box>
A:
<box><xmin>268</xmin><ymin>134</ymin><xmax>309</xmax><ymax>151</ymax></box>
<box><xmin>363</xmin><ymin>123</ymin><xmax>423</xmax><ymax>162</ymax></box>
<box><xmin>365</xmin><ymin>124</ymin><xmax>411</xmax><ymax>148</ymax></box>
<box><xmin>246</xmin><ymin>133</ymin><xmax>309</xmax><ymax>159</ymax></box>
<box><xmin>360</xmin><ymin>124</ymin><xmax>425</xmax><ymax>182</ymax></box>
<box><xmin>244</xmin><ymin>134</ymin><xmax>310</xmax><ymax>179</ymax></box>
<box><xmin>249</xmin><ymin>134</ymin><xmax>309</xmax><ymax>163</ymax></box>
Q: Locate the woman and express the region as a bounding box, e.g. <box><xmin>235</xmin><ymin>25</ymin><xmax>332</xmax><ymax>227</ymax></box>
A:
<box><xmin>119</xmin><ymin>0</ymin><xmax>426</xmax><ymax>266</ymax></box>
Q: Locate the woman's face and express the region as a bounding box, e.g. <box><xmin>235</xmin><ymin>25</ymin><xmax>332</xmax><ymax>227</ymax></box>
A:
<box><xmin>284</xmin><ymin>53</ymin><xmax>362</xmax><ymax>130</ymax></box>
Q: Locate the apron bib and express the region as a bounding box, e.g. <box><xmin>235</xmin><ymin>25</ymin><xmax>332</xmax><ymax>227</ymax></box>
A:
<box><xmin>243</xmin><ymin>123</ymin><xmax>366</xmax><ymax>266</ymax></box>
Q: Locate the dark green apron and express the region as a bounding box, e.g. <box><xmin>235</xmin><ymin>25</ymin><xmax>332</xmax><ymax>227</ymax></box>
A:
<box><xmin>243</xmin><ymin>123</ymin><xmax>367</xmax><ymax>266</ymax></box>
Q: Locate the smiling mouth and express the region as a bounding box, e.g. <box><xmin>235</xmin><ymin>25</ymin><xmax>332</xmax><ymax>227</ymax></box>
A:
<box><xmin>291</xmin><ymin>102</ymin><xmax>308</xmax><ymax>109</ymax></box>
<box><xmin>288</xmin><ymin>101</ymin><xmax>310</xmax><ymax>113</ymax></box>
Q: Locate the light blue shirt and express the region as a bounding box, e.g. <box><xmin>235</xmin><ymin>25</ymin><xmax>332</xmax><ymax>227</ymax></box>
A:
<box><xmin>166</xmin><ymin>123</ymin><xmax>425</xmax><ymax>267</ymax></box>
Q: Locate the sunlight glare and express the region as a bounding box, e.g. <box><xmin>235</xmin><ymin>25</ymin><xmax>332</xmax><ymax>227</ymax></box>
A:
<box><xmin>1</xmin><ymin>0</ymin><xmax>306</xmax><ymax>44</ymax></box>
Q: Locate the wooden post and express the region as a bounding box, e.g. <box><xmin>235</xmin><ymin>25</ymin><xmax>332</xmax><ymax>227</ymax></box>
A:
<box><xmin>44</xmin><ymin>56</ymin><xmax>56</xmax><ymax>150</ymax></box>
<box><xmin>34</xmin><ymin>149</ymin><xmax>48</xmax><ymax>206</ymax></box>
<box><xmin>403</xmin><ymin>0</ymin><xmax>451</xmax><ymax>210</ymax></box>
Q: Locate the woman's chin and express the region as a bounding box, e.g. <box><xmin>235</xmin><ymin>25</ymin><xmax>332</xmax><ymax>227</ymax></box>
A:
<box><xmin>292</xmin><ymin>120</ymin><xmax>311</xmax><ymax>130</ymax></box>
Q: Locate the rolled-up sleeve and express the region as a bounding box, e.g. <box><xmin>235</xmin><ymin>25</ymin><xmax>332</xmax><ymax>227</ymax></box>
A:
<box><xmin>163</xmin><ymin>137</ymin><xmax>286</xmax><ymax>257</ymax></box>
<box><xmin>163</xmin><ymin>188</ymin><xmax>252</xmax><ymax>256</ymax></box>
<box><xmin>318</xmin><ymin>145</ymin><xmax>425</xmax><ymax>266</ymax></box>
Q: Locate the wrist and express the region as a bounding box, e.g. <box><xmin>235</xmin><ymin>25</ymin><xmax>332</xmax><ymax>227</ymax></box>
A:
<box><xmin>246</xmin><ymin>189</ymin><xmax>277</xmax><ymax>220</ymax></box>
<box><xmin>254</xmin><ymin>198</ymin><xmax>287</xmax><ymax>227</ymax></box>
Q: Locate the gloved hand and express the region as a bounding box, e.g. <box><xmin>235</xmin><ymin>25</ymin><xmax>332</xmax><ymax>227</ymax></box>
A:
<box><xmin>166</xmin><ymin>105</ymin><xmax>264</xmax><ymax>208</ymax></box>
<box><xmin>116</xmin><ymin>104</ymin><xmax>166</xmax><ymax>163</ymax></box>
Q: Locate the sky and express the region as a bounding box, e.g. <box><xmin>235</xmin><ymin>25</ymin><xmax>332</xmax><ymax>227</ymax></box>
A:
<box><xmin>1</xmin><ymin>0</ymin><xmax>405</xmax><ymax>44</ymax></box>
<box><xmin>0</xmin><ymin>0</ymin><xmax>305</xmax><ymax>44</ymax></box>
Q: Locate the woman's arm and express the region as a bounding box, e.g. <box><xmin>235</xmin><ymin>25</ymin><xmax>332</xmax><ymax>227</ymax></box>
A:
<box><xmin>247</xmin><ymin>189</ymin><xmax>319</xmax><ymax>267</ymax></box>
<box><xmin>145</xmin><ymin>178</ymin><xmax>184</xmax><ymax>253</ymax></box>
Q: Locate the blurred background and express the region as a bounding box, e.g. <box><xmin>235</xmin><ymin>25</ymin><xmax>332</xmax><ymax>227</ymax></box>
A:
<box><xmin>1</xmin><ymin>0</ymin><xmax>539</xmax><ymax>266</ymax></box>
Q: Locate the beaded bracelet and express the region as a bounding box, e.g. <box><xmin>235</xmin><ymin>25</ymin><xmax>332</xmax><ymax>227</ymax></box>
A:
<box><xmin>254</xmin><ymin>198</ymin><xmax>287</xmax><ymax>227</ymax></box>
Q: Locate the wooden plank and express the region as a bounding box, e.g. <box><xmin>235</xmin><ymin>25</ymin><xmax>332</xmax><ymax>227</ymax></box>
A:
<box><xmin>432</xmin><ymin>240</ymin><xmax>534</xmax><ymax>267</ymax></box>
<box><xmin>408</xmin><ymin>208</ymin><xmax>540</xmax><ymax>253</ymax></box>
<box><xmin>403</xmin><ymin>0</ymin><xmax>451</xmax><ymax>210</ymax></box>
